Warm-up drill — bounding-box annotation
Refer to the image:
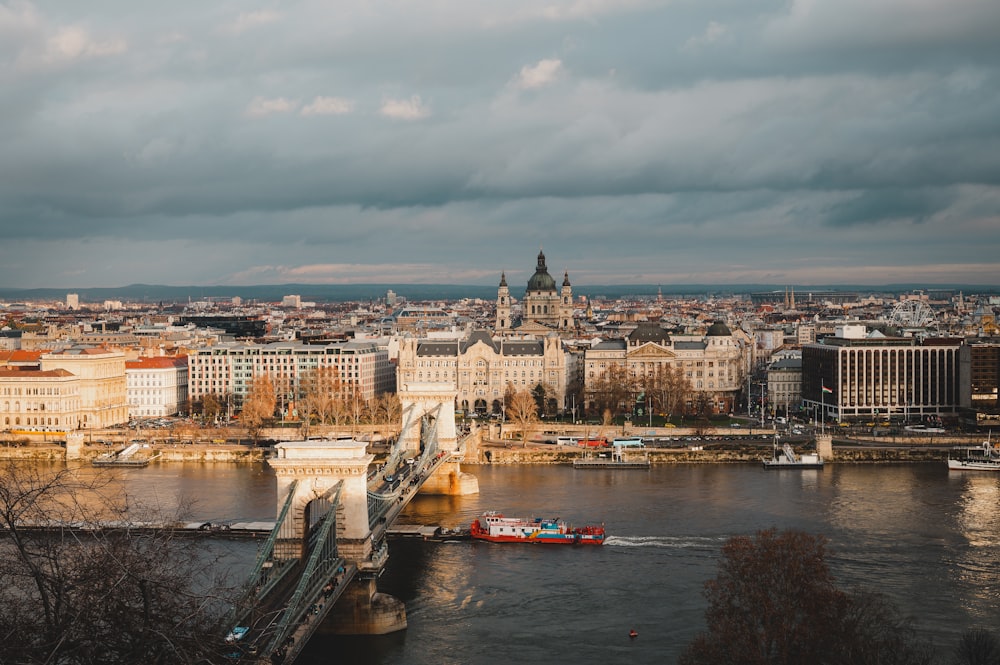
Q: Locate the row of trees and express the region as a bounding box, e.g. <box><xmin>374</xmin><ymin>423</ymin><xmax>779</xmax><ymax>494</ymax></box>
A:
<box><xmin>191</xmin><ymin>368</ymin><xmax>403</xmax><ymax>442</ymax></box>
<box><xmin>586</xmin><ymin>363</ymin><xmax>701</xmax><ymax>421</ymax></box>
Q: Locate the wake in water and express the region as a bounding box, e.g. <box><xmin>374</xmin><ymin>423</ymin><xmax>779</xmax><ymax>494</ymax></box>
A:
<box><xmin>604</xmin><ymin>535</ymin><xmax>726</xmax><ymax>549</ymax></box>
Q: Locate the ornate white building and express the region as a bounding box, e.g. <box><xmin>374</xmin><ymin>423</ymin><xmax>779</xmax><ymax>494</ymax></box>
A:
<box><xmin>583</xmin><ymin>321</ymin><xmax>745</xmax><ymax>415</ymax></box>
<box><xmin>0</xmin><ymin>346</ymin><xmax>128</xmax><ymax>431</ymax></box>
<box><xmin>397</xmin><ymin>330</ymin><xmax>571</xmax><ymax>415</ymax></box>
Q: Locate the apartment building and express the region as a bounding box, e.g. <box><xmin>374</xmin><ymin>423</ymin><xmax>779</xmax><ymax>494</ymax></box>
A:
<box><xmin>186</xmin><ymin>340</ymin><xmax>394</xmax><ymax>410</ymax></box>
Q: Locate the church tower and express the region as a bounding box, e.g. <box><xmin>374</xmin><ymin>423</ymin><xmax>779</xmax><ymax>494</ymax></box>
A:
<box><xmin>496</xmin><ymin>271</ymin><xmax>511</xmax><ymax>333</ymax></box>
<box><xmin>559</xmin><ymin>271</ymin><xmax>573</xmax><ymax>331</ymax></box>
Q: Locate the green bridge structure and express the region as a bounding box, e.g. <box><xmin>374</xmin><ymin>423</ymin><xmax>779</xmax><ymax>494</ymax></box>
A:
<box><xmin>221</xmin><ymin>385</ymin><xmax>478</xmax><ymax>663</ymax></box>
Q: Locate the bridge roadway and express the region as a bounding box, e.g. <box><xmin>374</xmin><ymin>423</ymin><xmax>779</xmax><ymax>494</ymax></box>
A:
<box><xmin>224</xmin><ymin>438</ymin><xmax>461</xmax><ymax>664</ymax></box>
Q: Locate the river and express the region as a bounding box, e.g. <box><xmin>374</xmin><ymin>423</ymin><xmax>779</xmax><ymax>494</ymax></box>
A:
<box><xmin>90</xmin><ymin>461</ymin><xmax>1000</xmax><ymax>663</ymax></box>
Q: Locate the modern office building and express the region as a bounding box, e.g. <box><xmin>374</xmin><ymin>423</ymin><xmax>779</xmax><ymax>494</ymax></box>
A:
<box><xmin>959</xmin><ymin>337</ymin><xmax>1000</xmax><ymax>428</ymax></box>
<box><xmin>802</xmin><ymin>326</ymin><xmax>962</xmax><ymax>422</ymax></box>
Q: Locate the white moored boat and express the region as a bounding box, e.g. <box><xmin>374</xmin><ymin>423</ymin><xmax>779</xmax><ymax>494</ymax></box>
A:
<box><xmin>762</xmin><ymin>434</ymin><xmax>823</xmax><ymax>470</ymax></box>
<box><xmin>948</xmin><ymin>434</ymin><xmax>1000</xmax><ymax>471</ymax></box>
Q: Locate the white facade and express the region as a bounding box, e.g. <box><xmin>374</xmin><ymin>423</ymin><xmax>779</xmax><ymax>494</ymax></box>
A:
<box><xmin>126</xmin><ymin>357</ymin><xmax>188</xmax><ymax>418</ymax></box>
<box><xmin>41</xmin><ymin>346</ymin><xmax>128</xmax><ymax>429</ymax></box>
<box><xmin>0</xmin><ymin>368</ymin><xmax>79</xmax><ymax>431</ymax></box>
<box><xmin>583</xmin><ymin>321</ymin><xmax>745</xmax><ymax>415</ymax></box>
<box><xmin>397</xmin><ymin>331</ymin><xmax>569</xmax><ymax>415</ymax></box>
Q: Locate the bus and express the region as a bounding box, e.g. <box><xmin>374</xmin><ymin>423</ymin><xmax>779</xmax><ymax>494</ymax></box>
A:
<box><xmin>612</xmin><ymin>436</ymin><xmax>645</xmax><ymax>448</ymax></box>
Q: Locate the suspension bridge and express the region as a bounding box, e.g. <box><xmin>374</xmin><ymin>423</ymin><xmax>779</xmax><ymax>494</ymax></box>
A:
<box><xmin>218</xmin><ymin>385</ymin><xmax>478</xmax><ymax>663</ymax></box>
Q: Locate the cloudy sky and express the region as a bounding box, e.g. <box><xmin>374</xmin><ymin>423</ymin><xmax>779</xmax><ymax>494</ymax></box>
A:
<box><xmin>2</xmin><ymin>0</ymin><xmax>999</xmax><ymax>289</ymax></box>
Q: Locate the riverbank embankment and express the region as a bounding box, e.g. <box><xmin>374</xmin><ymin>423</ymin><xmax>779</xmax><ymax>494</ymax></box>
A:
<box><xmin>0</xmin><ymin>438</ymin><xmax>957</xmax><ymax>465</ymax></box>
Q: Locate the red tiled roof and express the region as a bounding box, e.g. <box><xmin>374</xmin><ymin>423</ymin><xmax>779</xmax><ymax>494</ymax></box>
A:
<box><xmin>0</xmin><ymin>350</ymin><xmax>44</xmax><ymax>364</ymax></box>
<box><xmin>126</xmin><ymin>357</ymin><xmax>187</xmax><ymax>370</ymax></box>
<box><xmin>0</xmin><ymin>368</ymin><xmax>74</xmax><ymax>378</ymax></box>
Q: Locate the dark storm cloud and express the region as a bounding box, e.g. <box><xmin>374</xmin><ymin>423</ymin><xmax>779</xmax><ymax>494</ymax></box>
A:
<box><xmin>0</xmin><ymin>0</ymin><xmax>998</xmax><ymax>287</ymax></box>
<box><xmin>822</xmin><ymin>188</ymin><xmax>958</xmax><ymax>228</ymax></box>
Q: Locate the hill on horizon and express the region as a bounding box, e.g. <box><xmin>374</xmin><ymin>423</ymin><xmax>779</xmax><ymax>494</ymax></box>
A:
<box><xmin>0</xmin><ymin>282</ymin><xmax>995</xmax><ymax>304</ymax></box>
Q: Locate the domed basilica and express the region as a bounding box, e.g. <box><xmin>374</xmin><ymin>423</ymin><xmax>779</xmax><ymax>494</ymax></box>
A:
<box><xmin>496</xmin><ymin>250</ymin><xmax>574</xmax><ymax>335</ymax></box>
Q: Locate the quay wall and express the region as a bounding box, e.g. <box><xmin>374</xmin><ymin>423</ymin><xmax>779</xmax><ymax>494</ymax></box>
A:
<box><xmin>473</xmin><ymin>444</ymin><xmax>949</xmax><ymax>466</ymax></box>
<box><xmin>0</xmin><ymin>432</ymin><xmax>966</xmax><ymax>466</ymax></box>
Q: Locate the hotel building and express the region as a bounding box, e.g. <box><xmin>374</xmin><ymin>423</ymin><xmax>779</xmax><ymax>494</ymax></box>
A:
<box><xmin>802</xmin><ymin>326</ymin><xmax>962</xmax><ymax>422</ymax></box>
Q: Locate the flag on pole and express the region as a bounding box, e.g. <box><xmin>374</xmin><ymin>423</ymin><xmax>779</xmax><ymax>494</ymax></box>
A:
<box><xmin>822</xmin><ymin>385</ymin><xmax>833</xmax><ymax>395</ymax></box>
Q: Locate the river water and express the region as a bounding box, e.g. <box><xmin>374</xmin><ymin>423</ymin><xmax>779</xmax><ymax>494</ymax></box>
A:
<box><xmin>92</xmin><ymin>462</ymin><xmax>1000</xmax><ymax>664</ymax></box>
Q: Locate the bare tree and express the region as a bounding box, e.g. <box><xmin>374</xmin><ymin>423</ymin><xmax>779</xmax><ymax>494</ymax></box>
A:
<box><xmin>952</xmin><ymin>628</ymin><xmax>1000</xmax><ymax>665</ymax></box>
<box><xmin>346</xmin><ymin>389</ymin><xmax>366</xmax><ymax>435</ymax></box>
<box><xmin>587</xmin><ymin>363</ymin><xmax>634</xmax><ymax>422</ymax></box>
<box><xmin>0</xmin><ymin>462</ymin><xmax>242</xmax><ymax>664</ymax></box>
<box><xmin>199</xmin><ymin>393</ymin><xmax>223</xmax><ymax>424</ymax></box>
<box><xmin>370</xmin><ymin>392</ymin><xmax>401</xmax><ymax>427</ymax></box>
<box><xmin>240</xmin><ymin>374</ymin><xmax>276</xmax><ymax>445</ymax></box>
<box><xmin>505</xmin><ymin>386</ymin><xmax>539</xmax><ymax>447</ymax></box>
<box><xmin>329</xmin><ymin>397</ymin><xmax>351</xmax><ymax>426</ymax></box>
<box><xmin>299</xmin><ymin>366</ymin><xmax>342</xmax><ymax>430</ymax></box>
<box><xmin>679</xmin><ymin>528</ymin><xmax>935</xmax><ymax>665</ymax></box>
<box><xmin>641</xmin><ymin>363</ymin><xmax>691</xmax><ymax>422</ymax></box>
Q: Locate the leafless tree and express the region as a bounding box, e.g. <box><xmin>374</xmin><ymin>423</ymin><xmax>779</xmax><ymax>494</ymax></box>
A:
<box><xmin>199</xmin><ymin>393</ymin><xmax>223</xmax><ymax>423</ymax></box>
<box><xmin>679</xmin><ymin>528</ymin><xmax>935</xmax><ymax>665</ymax></box>
<box><xmin>587</xmin><ymin>364</ymin><xmax>634</xmax><ymax>421</ymax></box>
<box><xmin>299</xmin><ymin>366</ymin><xmax>342</xmax><ymax>430</ymax></box>
<box><xmin>370</xmin><ymin>393</ymin><xmax>402</xmax><ymax>427</ymax></box>
<box><xmin>952</xmin><ymin>628</ymin><xmax>1000</xmax><ymax>665</ymax></box>
<box><xmin>505</xmin><ymin>386</ymin><xmax>539</xmax><ymax>447</ymax></box>
<box><xmin>0</xmin><ymin>462</ymin><xmax>242</xmax><ymax>664</ymax></box>
<box><xmin>640</xmin><ymin>363</ymin><xmax>691</xmax><ymax>421</ymax></box>
<box><xmin>240</xmin><ymin>374</ymin><xmax>276</xmax><ymax>445</ymax></box>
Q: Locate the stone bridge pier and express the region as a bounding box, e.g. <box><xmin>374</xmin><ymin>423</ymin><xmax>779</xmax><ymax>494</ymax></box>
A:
<box><xmin>268</xmin><ymin>439</ymin><xmax>406</xmax><ymax>634</ymax></box>
<box><xmin>398</xmin><ymin>382</ymin><xmax>478</xmax><ymax>496</ymax></box>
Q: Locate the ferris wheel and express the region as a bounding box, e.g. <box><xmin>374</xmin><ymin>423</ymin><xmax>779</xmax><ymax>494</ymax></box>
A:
<box><xmin>889</xmin><ymin>300</ymin><xmax>935</xmax><ymax>328</ymax></box>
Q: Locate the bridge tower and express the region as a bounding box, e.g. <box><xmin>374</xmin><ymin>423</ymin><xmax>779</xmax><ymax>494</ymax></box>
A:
<box><xmin>268</xmin><ymin>439</ymin><xmax>407</xmax><ymax>634</ymax></box>
<box><xmin>398</xmin><ymin>382</ymin><xmax>479</xmax><ymax>495</ymax></box>
<box><xmin>269</xmin><ymin>439</ymin><xmax>373</xmax><ymax>561</ymax></box>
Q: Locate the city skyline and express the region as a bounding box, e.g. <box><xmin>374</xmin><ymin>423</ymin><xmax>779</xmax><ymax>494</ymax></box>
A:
<box><xmin>2</xmin><ymin>1</ymin><xmax>999</xmax><ymax>289</ymax></box>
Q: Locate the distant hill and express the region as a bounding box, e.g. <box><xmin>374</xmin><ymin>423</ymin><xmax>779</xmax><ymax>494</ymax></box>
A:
<box><xmin>0</xmin><ymin>282</ymin><xmax>995</xmax><ymax>304</ymax></box>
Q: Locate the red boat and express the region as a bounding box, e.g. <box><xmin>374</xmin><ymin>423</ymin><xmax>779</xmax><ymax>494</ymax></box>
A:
<box><xmin>470</xmin><ymin>511</ymin><xmax>605</xmax><ymax>545</ymax></box>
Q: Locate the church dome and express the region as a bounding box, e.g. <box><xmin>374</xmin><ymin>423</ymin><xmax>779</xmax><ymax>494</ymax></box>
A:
<box><xmin>526</xmin><ymin>250</ymin><xmax>557</xmax><ymax>292</ymax></box>
<box><xmin>706</xmin><ymin>320</ymin><xmax>732</xmax><ymax>336</ymax></box>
